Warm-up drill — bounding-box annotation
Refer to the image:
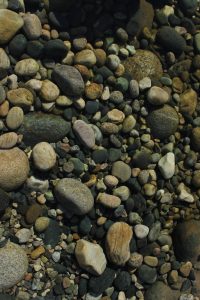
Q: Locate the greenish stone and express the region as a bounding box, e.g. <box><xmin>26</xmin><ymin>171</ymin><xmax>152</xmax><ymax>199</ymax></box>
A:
<box><xmin>115</xmin><ymin>77</ymin><xmax>129</xmax><ymax>93</ymax></box>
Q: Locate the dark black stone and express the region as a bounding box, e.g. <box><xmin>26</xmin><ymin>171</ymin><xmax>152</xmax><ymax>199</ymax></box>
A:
<box><xmin>168</xmin><ymin>14</ymin><xmax>181</xmax><ymax>26</ymax></box>
<box><xmin>114</xmin><ymin>271</ymin><xmax>131</xmax><ymax>291</ymax></box>
<box><xmin>0</xmin><ymin>188</ymin><xmax>10</xmax><ymax>213</ymax></box>
<box><xmin>44</xmin><ymin>220</ymin><xmax>61</xmax><ymax>247</ymax></box>
<box><xmin>8</xmin><ymin>0</ymin><xmax>23</xmax><ymax>12</ymax></box>
<box><xmin>132</xmin><ymin>149</ymin><xmax>152</xmax><ymax>169</ymax></box>
<box><xmin>179</xmin><ymin>0</ymin><xmax>198</xmax><ymax>15</ymax></box>
<box><xmin>79</xmin><ymin>216</ymin><xmax>91</xmax><ymax>235</ymax></box>
<box><xmin>88</xmin><ymin>268</ymin><xmax>116</xmax><ymax>296</ymax></box>
<box><xmin>138</xmin><ymin>265</ymin><xmax>157</xmax><ymax>284</ymax></box>
<box><xmin>133</xmin><ymin>193</ymin><xmax>146</xmax><ymax>213</ymax></box>
<box><xmin>92</xmin><ymin>149</ymin><xmax>108</xmax><ymax>164</ymax></box>
<box><xmin>126</xmin><ymin>285</ymin><xmax>136</xmax><ymax>298</ymax></box>
<box><xmin>9</xmin><ymin>34</ymin><xmax>27</xmax><ymax>57</ymax></box>
<box><xmin>78</xmin><ymin>278</ymin><xmax>88</xmax><ymax>297</ymax></box>
<box><xmin>44</xmin><ymin>39</ymin><xmax>68</xmax><ymax>60</ymax></box>
<box><xmin>27</xmin><ymin>41</ymin><xmax>44</xmax><ymax>58</ymax></box>
<box><xmin>49</xmin><ymin>12</ymin><xmax>69</xmax><ymax>30</ymax></box>
<box><xmin>85</xmin><ymin>101</ymin><xmax>99</xmax><ymax>114</ymax></box>
<box><xmin>108</xmin><ymin>148</ymin><xmax>122</xmax><ymax>162</ymax></box>
<box><xmin>156</xmin><ymin>26</ymin><xmax>186</xmax><ymax>54</ymax></box>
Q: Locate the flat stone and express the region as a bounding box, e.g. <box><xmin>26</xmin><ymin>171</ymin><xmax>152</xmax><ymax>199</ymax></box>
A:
<box><xmin>75</xmin><ymin>239</ymin><xmax>107</xmax><ymax>275</ymax></box>
<box><xmin>73</xmin><ymin>120</ymin><xmax>95</xmax><ymax>149</ymax></box>
<box><xmin>138</xmin><ymin>264</ymin><xmax>157</xmax><ymax>284</ymax></box>
<box><xmin>0</xmin><ymin>132</ymin><xmax>18</xmax><ymax>149</ymax></box>
<box><xmin>0</xmin><ymin>9</ymin><xmax>24</xmax><ymax>44</ymax></box>
<box><xmin>19</xmin><ymin>113</ymin><xmax>70</xmax><ymax>146</ymax></box>
<box><xmin>54</xmin><ymin>178</ymin><xmax>94</xmax><ymax>215</ymax></box>
<box><xmin>15</xmin><ymin>58</ymin><xmax>39</xmax><ymax>76</ymax></box>
<box><xmin>31</xmin><ymin>245</ymin><xmax>45</xmax><ymax>260</ymax></box>
<box><xmin>0</xmin><ymin>242</ymin><xmax>28</xmax><ymax>289</ymax></box>
<box><xmin>6</xmin><ymin>107</ymin><xmax>24</xmax><ymax>130</ymax></box>
<box><xmin>97</xmin><ymin>193</ymin><xmax>121</xmax><ymax>208</ymax></box>
<box><xmin>123</xmin><ymin>50</ymin><xmax>163</xmax><ymax>82</ymax></box>
<box><xmin>52</xmin><ymin>65</ymin><xmax>84</xmax><ymax>97</ymax></box>
<box><xmin>23</xmin><ymin>13</ymin><xmax>42</xmax><ymax>40</ymax></box>
<box><xmin>0</xmin><ymin>147</ymin><xmax>29</xmax><ymax>191</ymax></box>
<box><xmin>147</xmin><ymin>105</ymin><xmax>179</xmax><ymax>139</ymax></box>
<box><xmin>106</xmin><ymin>222</ymin><xmax>133</xmax><ymax>266</ymax></box>
<box><xmin>32</xmin><ymin>142</ymin><xmax>56</xmax><ymax>171</ymax></box>
<box><xmin>7</xmin><ymin>88</ymin><xmax>34</xmax><ymax>109</ymax></box>
<box><xmin>158</xmin><ymin>152</ymin><xmax>175</xmax><ymax>179</ymax></box>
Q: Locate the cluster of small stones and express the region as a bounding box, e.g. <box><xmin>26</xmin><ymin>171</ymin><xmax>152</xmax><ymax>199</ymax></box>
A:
<box><xmin>1</xmin><ymin>0</ymin><xmax>200</xmax><ymax>300</ymax></box>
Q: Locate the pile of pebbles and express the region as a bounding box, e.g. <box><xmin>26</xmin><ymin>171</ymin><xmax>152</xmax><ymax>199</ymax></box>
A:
<box><xmin>0</xmin><ymin>0</ymin><xmax>200</xmax><ymax>299</ymax></box>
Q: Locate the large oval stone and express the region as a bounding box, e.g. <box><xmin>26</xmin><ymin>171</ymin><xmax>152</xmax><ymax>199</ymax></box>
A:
<box><xmin>145</xmin><ymin>281</ymin><xmax>176</xmax><ymax>300</ymax></box>
<box><xmin>18</xmin><ymin>113</ymin><xmax>71</xmax><ymax>146</ymax></box>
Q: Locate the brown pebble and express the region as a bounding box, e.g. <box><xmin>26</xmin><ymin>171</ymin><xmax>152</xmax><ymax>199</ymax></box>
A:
<box><xmin>25</xmin><ymin>203</ymin><xmax>44</xmax><ymax>224</ymax></box>
<box><xmin>85</xmin><ymin>83</ymin><xmax>103</xmax><ymax>100</ymax></box>
<box><xmin>31</xmin><ymin>245</ymin><xmax>45</xmax><ymax>259</ymax></box>
<box><xmin>0</xmin><ymin>132</ymin><xmax>18</xmax><ymax>149</ymax></box>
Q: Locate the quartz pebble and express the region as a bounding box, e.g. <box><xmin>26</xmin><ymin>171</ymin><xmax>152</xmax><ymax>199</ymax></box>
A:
<box><xmin>75</xmin><ymin>239</ymin><xmax>107</xmax><ymax>275</ymax></box>
<box><xmin>134</xmin><ymin>224</ymin><xmax>149</xmax><ymax>239</ymax></box>
<box><xmin>32</xmin><ymin>142</ymin><xmax>56</xmax><ymax>171</ymax></box>
<box><xmin>158</xmin><ymin>152</ymin><xmax>175</xmax><ymax>179</ymax></box>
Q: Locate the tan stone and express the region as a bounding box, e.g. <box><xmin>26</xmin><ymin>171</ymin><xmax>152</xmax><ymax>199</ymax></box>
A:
<box><xmin>32</xmin><ymin>142</ymin><xmax>56</xmax><ymax>171</ymax></box>
<box><xmin>180</xmin><ymin>88</ymin><xmax>197</xmax><ymax>115</ymax></box>
<box><xmin>31</xmin><ymin>246</ymin><xmax>45</xmax><ymax>259</ymax></box>
<box><xmin>107</xmin><ymin>109</ymin><xmax>125</xmax><ymax>124</ymax></box>
<box><xmin>15</xmin><ymin>58</ymin><xmax>39</xmax><ymax>76</ymax></box>
<box><xmin>106</xmin><ymin>222</ymin><xmax>133</xmax><ymax>265</ymax></box>
<box><xmin>7</xmin><ymin>88</ymin><xmax>34</xmax><ymax>109</ymax></box>
<box><xmin>0</xmin><ymin>132</ymin><xmax>18</xmax><ymax>149</ymax></box>
<box><xmin>40</xmin><ymin>80</ymin><xmax>60</xmax><ymax>102</ymax></box>
<box><xmin>97</xmin><ymin>193</ymin><xmax>121</xmax><ymax>208</ymax></box>
<box><xmin>6</xmin><ymin>107</ymin><xmax>24</xmax><ymax>130</ymax></box>
<box><xmin>0</xmin><ymin>100</ymin><xmax>9</xmax><ymax>117</ymax></box>
<box><xmin>85</xmin><ymin>83</ymin><xmax>102</xmax><ymax>100</ymax></box>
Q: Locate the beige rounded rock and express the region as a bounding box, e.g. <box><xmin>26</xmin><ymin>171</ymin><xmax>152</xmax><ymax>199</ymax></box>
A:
<box><xmin>32</xmin><ymin>142</ymin><xmax>56</xmax><ymax>171</ymax></box>
<box><xmin>106</xmin><ymin>222</ymin><xmax>133</xmax><ymax>266</ymax></box>
<box><xmin>0</xmin><ymin>242</ymin><xmax>28</xmax><ymax>289</ymax></box>
<box><xmin>0</xmin><ymin>48</ymin><xmax>10</xmax><ymax>69</ymax></box>
<box><xmin>7</xmin><ymin>88</ymin><xmax>34</xmax><ymax>109</ymax></box>
<box><xmin>15</xmin><ymin>58</ymin><xmax>39</xmax><ymax>76</ymax></box>
<box><xmin>97</xmin><ymin>193</ymin><xmax>121</xmax><ymax>208</ymax></box>
<box><xmin>0</xmin><ymin>100</ymin><xmax>9</xmax><ymax>117</ymax></box>
<box><xmin>107</xmin><ymin>109</ymin><xmax>125</xmax><ymax>124</ymax></box>
<box><xmin>74</xmin><ymin>49</ymin><xmax>96</xmax><ymax>68</ymax></box>
<box><xmin>35</xmin><ymin>216</ymin><xmax>50</xmax><ymax>233</ymax></box>
<box><xmin>0</xmin><ymin>132</ymin><xmax>18</xmax><ymax>149</ymax></box>
<box><xmin>0</xmin><ymin>147</ymin><xmax>29</xmax><ymax>191</ymax></box>
<box><xmin>180</xmin><ymin>88</ymin><xmax>197</xmax><ymax>116</ymax></box>
<box><xmin>40</xmin><ymin>80</ymin><xmax>60</xmax><ymax>102</ymax></box>
<box><xmin>6</xmin><ymin>106</ymin><xmax>24</xmax><ymax>130</ymax></box>
<box><xmin>23</xmin><ymin>13</ymin><xmax>42</xmax><ymax>40</ymax></box>
<box><xmin>0</xmin><ymin>9</ymin><xmax>24</xmax><ymax>45</ymax></box>
<box><xmin>147</xmin><ymin>86</ymin><xmax>170</xmax><ymax>106</ymax></box>
<box><xmin>75</xmin><ymin>239</ymin><xmax>107</xmax><ymax>275</ymax></box>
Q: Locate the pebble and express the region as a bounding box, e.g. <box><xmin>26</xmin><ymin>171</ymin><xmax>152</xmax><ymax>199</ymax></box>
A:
<box><xmin>0</xmin><ymin>48</ymin><xmax>10</xmax><ymax>69</ymax></box>
<box><xmin>73</xmin><ymin>120</ymin><xmax>95</xmax><ymax>149</ymax></box>
<box><xmin>178</xmin><ymin>183</ymin><xmax>194</xmax><ymax>203</ymax></box>
<box><xmin>0</xmin><ymin>187</ymin><xmax>10</xmax><ymax>213</ymax></box>
<box><xmin>16</xmin><ymin>228</ymin><xmax>31</xmax><ymax>243</ymax></box>
<box><xmin>0</xmin><ymin>9</ymin><xmax>24</xmax><ymax>44</ymax></box>
<box><xmin>25</xmin><ymin>203</ymin><xmax>43</xmax><ymax>224</ymax></box>
<box><xmin>85</xmin><ymin>83</ymin><xmax>102</xmax><ymax>100</ymax></box>
<box><xmin>144</xmin><ymin>256</ymin><xmax>158</xmax><ymax>267</ymax></box>
<box><xmin>40</xmin><ymin>80</ymin><xmax>60</xmax><ymax>102</ymax></box>
<box><xmin>113</xmin><ymin>186</ymin><xmax>130</xmax><ymax>201</ymax></box>
<box><xmin>138</xmin><ymin>264</ymin><xmax>157</xmax><ymax>284</ymax></box>
<box><xmin>19</xmin><ymin>113</ymin><xmax>70</xmax><ymax>146</ymax></box>
<box><xmin>7</xmin><ymin>88</ymin><xmax>34</xmax><ymax>109</ymax></box>
<box><xmin>74</xmin><ymin>49</ymin><xmax>96</xmax><ymax>67</ymax></box>
<box><xmin>23</xmin><ymin>13</ymin><xmax>42</xmax><ymax>40</ymax></box>
<box><xmin>14</xmin><ymin>58</ymin><xmax>39</xmax><ymax>76</ymax></box>
<box><xmin>0</xmin><ymin>147</ymin><xmax>29</xmax><ymax>191</ymax></box>
<box><xmin>139</xmin><ymin>77</ymin><xmax>151</xmax><ymax>91</ymax></box>
<box><xmin>147</xmin><ymin>105</ymin><xmax>179</xmax><ymax>139</ymax></box>
<box><xmin>158</xmin><ymin>152</ymin><xmax>175</xmax><ymax>179</ymax></box>
<box><xmin>52</xmin><ymin>65</ymin><xmax>84</xmax><ymax>97</ymax></box>
<box><xmin>55</xmin><ymin>178</ymin><xmax>94</xmax><ymax>216</ymax></box>
<box><xmin>147</xmin><ymin>86</ymin><xmax>170</xmax><ymax>105</ymax></box>
<box><xmin>31</xmin><ymin>245</ymin><xmax>45</xmax><ymax>260</ymax></box>
<box><xmin>134</xmin><ymin>224</ymin><xmax>149</xmax><ymax>239</ymax></box>
<box><xmin>122</xmin><ymin>115</ymin><xmax>136</xmax><ymax>133</ymax></box>
<box><xmin>6</xmin><ymin>107</ymin><xmax>24</xmax><ymax>130</ymax></box>
<box><xmin>145</xmin><ymin>281</ymin><xmax>174</xmax><ymax>300</ymax></box>
<box><xmin>35</xmin><ymin>216</ymin><xmax>50</xmax><ymax>233</ymax></box>
<box><xmin>112</xmin><ymin>161</ymin><xmax>131</xmax><ymax>182</ymax></box>
<box><xmin>97</xmin><ymin>193</ymin><xmax>121</xmax><ymax>208</ymax></box>
<box><xmin>106</xmin><ymin>222</ymin><xmax>132</xmax><ymax>266</ymax></box>
<box><xmin>26</xmin><ymin>176</ymin><xmax>49</xmax><ymax>193</ymax></box>
<box><xmin>104</xmin><ymin>175</ymin><xmax>119</xmax><ymax>188</ymax></box>
<box><xmin>179</xmin><ymin>88</ymin><xmax>197</xmax><ymax>116</ymax></box>
<box><xmin>32</xmin><ymin>142</ymin><xmax>56</xmax><ymax>171</ymax></box>
<box><xmin>129</xmin><ymin>79</ymin><xmax>139</xmax><ymax>98</ymax></box>
<box><xmin>114</xmin><ymin>271</ymin><xmax>131</xmax><ymax>291</ymax></box>
<box><xmin>191</xmin><ymin>127</ymin><xmax>200</xmax><ymax>151</ymax></box>
<box><xmin>0</xmin><ymin>242</ymin><xmax>28</xmax><ymax>289</ymax></box>
<box><xmin>0</xmin><ymin>132</ymin><xmax>18</xmax><ymax>149</ymax></box>
<box><xmin>128</xmin><ymin>252</ymin><xmax>143</xmax><ymax>268</ymax></box>
<box><xmin>75</xmin><ymin>239</ymin><xmax>107</xmax><ymax>275</ymax></box>
<box><xmin>107</xmin><ymin>109</ymin><xmax>125</xmax><ymax>123</ymax></box>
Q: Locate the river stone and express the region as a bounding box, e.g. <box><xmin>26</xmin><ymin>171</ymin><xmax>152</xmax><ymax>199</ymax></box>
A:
<box><xmin>32</xmin><ymin>142</ymin><xmax>56</xmax><ymax>171</ymax></box>
<box><xmin>173</xmin><ymin>220</ymin><xmax>200</xmax><ymax>263</ymax></box>
<box><xmin>147</xmin><ymin>105</ymin><xmax>179</xmax><ymax>139</ymax></box>
<box><xmin>0</xmin><ymin>9</ymin><xmax>24</xmax><ymax>44</ymax></box>
<box><xmin>6</xmin><ymin>107</ymin><xmax>24</xmax><ymax>130</ymax></box>
<box><xmin>0</xmin><ymin>132</ymin><xmax>18</xmax><ymax>149</ymax></box>
<box><xmin>73</xmin><ymin>120</ymin><xmax>95</xmax><ymax>149</ymax></box>
<box><xmin>112</xmin><ymin>161</ymin><xmax>131</xmax><ymax>182</ymax></box>
<box><xmin>191</xmin><ymin>127</ymin><xmax>200</xmax><ymax>151</ymax></box>
<box><xmin>179</xmin><ymin>88</ymin><xmax>197</xmax><ymax>116</ymax></box>
<box><xmin>0</xmin><ymin>242</ymin><xmax>28</xmax><ymax>289</ymax></box>
<box><xmin>147</xmin><ymin>86</ymin><xmax>170</xmax><ymax>106</ymax></box>
<box><xmin>75</xmin><ymin>239</ymin><xmax>107</xmax><ymax>275</ymax></box>
<box><xmin>0</xmin><ymin>147</ymin><xmax>29</xmax><ymax>191</ymax></box>
<box><xmin>74</xmin><ymin>49</ymin><xmax>97</xmax><ymax>68</ymax></box>
<box><xmin>7</xmin><ymin>88</ymin><xmax>34</xmax><ymax>109</ymax></box>
<box><xmin>145</xmin><ymin>281</ymin><xmax>175</xmax><ymax>300</ymax></box>
<box><xmin>22</xmin><ymin>13</ymin><xmax>42</xmax><ymax>40</ymax></box>
<box><xmin>0</xmin><ymin>48</ymin><xmax>10</xmax><ymax>69</ymax></box>
<box><xmin>14</xmin><ymin>58</ymin><xmax>39</xmax><ymax>76</ymax></box>
<box><xmin>51</xmin><ymin>65</ymin><xmax>84</xmax><ymax>97</ymax></box>
<box><xmin>0</xmin><ymin>187</ymin><xmax>10</xmax><ymax>213</ymax></box>
<box><xmin>156</xmin><ymin>26</ymin><xmax>186</xmax><ymax>55</ymax></box>
<box><xmin>40</xmin><ymin>80</ymin><xmax>60</xmax><ymax>102</ymax></box>
<box><xmin>105</xmin><ymin>222</ymin><xmax>133</xmax><ymax>266</ymax></box>
<box><xmin>18</xmin><ymin>113</ymin><xmax>71</xmax><ymax>146</ymax></box>
<box><xmin>123</xmin><ymin>50</ymin><xmax>163</xmax><ymax>82</ymax></box>
<box><xmin>54</xmin><ymin>178</ymin><xmax>94</xmax><ymax>215</ymax></box>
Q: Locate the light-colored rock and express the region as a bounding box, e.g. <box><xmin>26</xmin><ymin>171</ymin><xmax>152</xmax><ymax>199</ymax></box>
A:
<box><xmin>16</xmin><ymin>228</ymin><xmax>32</xmax><ymax>243</ymax></box>
<box><xmin>23</xmin><ymin>13</ymin><xmax>42</xmax><ymax>40</ymax></box>
<box><xmin>73</xmin><ymin>120</ymin><xmax>95</xmax><ymax>149</ymax></box>
<box><xmin>107</xmin><ymin>109</ymin><xmax>125</xmax><ymax>124</ymax></box>
<box><xmin>139</xmin><ymin>77</ymin><xmax>151</xmax><ymax>91</ymax></box>
<box><xmin>0</xmin><ymin>0</ymin><xmax>8</xmax><ymax>9</ymax></box>
<box><xmin>74</xmin><ymin>49</ymin><xmax>96</xmax><ymax>67</ymax></box>
<box><xmin>26</xmin><ymin>176</ymin><xmax>49</xmax><ymax>193</ymax></box>
<box><xmin>75</xmin><ymin>239</ymin><xmax>107</xmax><ymax>275</ymax></box>
<box><xmin>0</xmin><ymin>242</ymin><xmax>28</xmax><ymax>289</ymax></box>
<box><xmin>106</xmin><ymin>222</ymin><xmax>133</xmax><ymax>265</ymax></box>
<box><xmin>35</xmin><ymin>216</ymin><xmax>50</xmax><ymax>233</ymax></box>
<box><xmin>40</xmin><ymin>80</ymin><xmax>60</xmax><ymax>102</ymax></box>
<box><xmin>147</xmin><ymin>86</ymin><xmax>170</xmax><ymax>105</ymax></box>
<box><xmin>15</xmin><ymin>58</ymin><xmax>39</xmax><ymax>76</ymax></box>
<box><xmin>178</xmin><ymin>183</ymin><xmax>195</xmax><ymax>203</ymax></box>
<box><xmin>0</xmin><ymin>147</ymin><xmax>29</xmax><ymax>191</ymax></box>
<box><xmin>134</xmin><ymin>224</ymin><xmax>149</xmax><ymax>239</ymax></box>
<box><xmin>112</xmin><ymin>161</ymin><xmax>131</xmax><ymax>182</ymax></box>
<box><xmin>0</xmin><ymin>48</ymin><xmax>10</xmax><ymax>69</ymax></box>
<box><xmin>54</xmin><ymin>178</ymin><xmax>94</xmax><ymax>215</ymax></box>
<box><xmin>97</xmin><ymin>193</ymin><xmax>121</xmax><ymax>208</ymax></box>
<box><xmin>32</xmin><ymin>142</ymin><xmax>56</xmax><ymax>171</ymax></box>
<box><xmin>7</xmin><ymin>88</ymin><xmax>34</xmax><ymax>109</ymax></box>
<box><xmin>0</xmin><ymin>132</ymin><xmax>18</xmax><ymax>149</ymax></box>
<box><xmin>0</xmin><ymin>100</ymin><xmax>9</xmax><ymax>117</ymax></box>
<box><xmin>158</xmin><ymin>152</ymin><xmax>175</xmax><ymax>179</ymax></box>
<box><xmin>0</xmin><ymin>9</ymin><xmax>24</xmax><ymax>44</ymax></box>
<box><xmin>179</xmin><ymin>88</ymin><xmax>197</xmax><ymax>116</ymax></box>
<box><xmin>6</xmin><ymin>107</ymin><xmax>24</xmax><ymax>129</ymax></box>
<box><xmin>26</xmin><ymin>79</ymin><xmax>42</xmax><ymax>91</ymax></box>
